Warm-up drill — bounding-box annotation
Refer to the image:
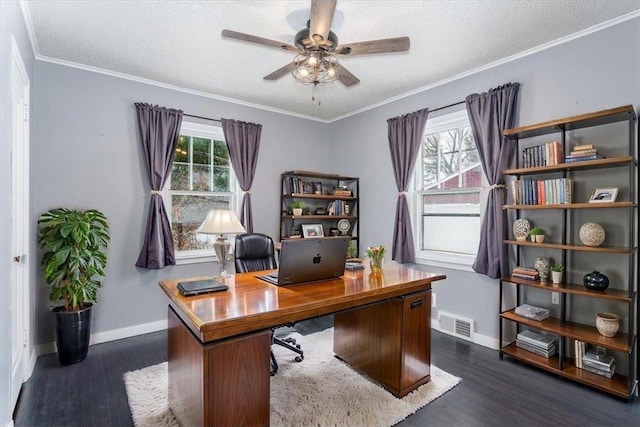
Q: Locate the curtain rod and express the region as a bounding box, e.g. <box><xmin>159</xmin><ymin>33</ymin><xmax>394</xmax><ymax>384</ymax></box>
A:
<box><xmin>430</xmin><ymin>100</ymin><xmax>465</xmax><ymax>113</ymax></box>
<box><xmin>183</xmin><ymin>113</ymin><xmax>221</xmax><ymax>123</ymax></box>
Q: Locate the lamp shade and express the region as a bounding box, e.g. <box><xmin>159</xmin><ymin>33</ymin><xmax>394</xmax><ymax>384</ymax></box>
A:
<box><xmin>196</xmin><ymin>209</ymin><xmax>246</xmax><ymax>235</ymax></box>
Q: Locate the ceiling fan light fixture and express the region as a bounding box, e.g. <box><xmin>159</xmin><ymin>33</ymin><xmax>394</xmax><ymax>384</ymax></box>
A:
<box><xmin>292</xmin><ymin>53</ymin><xmax>339</xmax><ymax>86</ymax></box>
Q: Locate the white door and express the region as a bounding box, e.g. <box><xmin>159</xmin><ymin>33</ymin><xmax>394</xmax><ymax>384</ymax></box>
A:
<box><xmin>10</xmin><ymin>35</ymin><xmax>30</xmax><ymax>414</ymax></box>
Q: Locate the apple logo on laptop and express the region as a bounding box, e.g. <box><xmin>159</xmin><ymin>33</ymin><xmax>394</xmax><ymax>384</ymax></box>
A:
<box><xmin>313</xmin><ymin>253</ymin><xmax>322</xmax><ymax>264</ymax></box>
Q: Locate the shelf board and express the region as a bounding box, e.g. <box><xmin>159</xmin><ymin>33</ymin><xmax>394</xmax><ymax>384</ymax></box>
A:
<box><xmin>283</xmin><ymin>215</ymin><xmax>357</xmax><ymax>220</ymax></box>
<box><xmin>284</xmin><ymin>193</ymin><xmax>356</xmax><ymax>201</ymax></box>
<box><xmin>503</xmin><ymin>156</ymin><xmax>635</xmax><ymax>175</ymax></box>
<box><xmin>501</xmin><ymin>276</ymin><xmax>633</xmax><ymax>302</ymax></box>
<box><xmin>503</xmin><ymin>105</ymin><xmax>636</xmax><ymax>139</ymax></box>
<box><xmin>500</xmin><ymin>310</ymin><xmax>631</xmax><ymax>353</ymax></box>
<box><xmin>503</xmin><ymin>240</ymin><xmax>633</xmax><ymax>254</ymax></box>
<box><xmin>501</xmin><ymin>344</ymin><xmax>631</xmax><ymax>398</ymax></box>
<box><xmin>283</xmin><ymin>170</ymin><xmax>358</xmax><ymax>180</ymax></box>
<box><xmin>503</xmin><ymin>201</ymin><xmax>634</xmax><ymax>210</ymax></box>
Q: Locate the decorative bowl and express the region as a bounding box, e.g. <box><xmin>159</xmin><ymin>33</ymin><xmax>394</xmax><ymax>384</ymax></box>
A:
<box><xmin>595</xmin><ymin>312</ymin><xmax>619</xmax><ymax>337</ymax></box>
<box><xmin>579</xmin><ymin>222</ymin><xmax>605</xmax><ymax>247</ymax></box>
<box><xmin>583</xmin><ymin>271</ymin><xmax>609</xmax><ymax>291</ymax></box>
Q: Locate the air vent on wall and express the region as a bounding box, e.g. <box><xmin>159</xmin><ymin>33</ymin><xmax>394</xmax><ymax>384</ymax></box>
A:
<box><xmin>438</xmin><ymin>311</ymin><xmax>474</xmax><ymax>342</ymax></box>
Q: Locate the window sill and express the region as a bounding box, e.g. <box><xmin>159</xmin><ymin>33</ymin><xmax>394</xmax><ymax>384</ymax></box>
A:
<box><xmin>175</xmin><ymin>251</ymin><xmax>218</xmax><ymax>265</ymax></box>
<box><xmin>415</xmin><ymin>251</ymin><xmax>476</xmax><ymax>272</ymax></box>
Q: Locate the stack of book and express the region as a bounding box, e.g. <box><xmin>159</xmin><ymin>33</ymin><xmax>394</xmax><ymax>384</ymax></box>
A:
<box><xmin>516</xmin><ymin>329</ymin><xmax>557</xmax><ymax>358</ymax></box>
<box><xmin>515</xmin><ymin>304</ymin><xmax>550</xmax><ymax>321</ymax></box>
<box><xmin>521</xmin><ymin>141</ymin><xmax>564</xmax><ymax>167</ymax></box>
<box><xmin>565</xmin><ymin>144</ymin><xmax>603</xmax><ymax>163</ymax></box>
<box><xmin>511</xmin><ymin>266</ymin><xmax>540</xmax><ymax>281</ymax></box>
<box><xmin>510</xmin><ymin>178</ymin><xmax>572</xmax><ymax>205</ymax></box>
<box><xmin>582</xmin><ymin>349</ymin><xmax>615</xmax><ymax>378</ymax></box>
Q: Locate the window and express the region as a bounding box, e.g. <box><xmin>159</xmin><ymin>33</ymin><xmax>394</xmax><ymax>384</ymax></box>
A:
<box><xmin>167</xmin><ymin>122</ymin><xmax>236</xmax><ymax>262</ymax></box>
<box><xmin>413</xmin><ymin>110</ymin><xmax>485</xmax><ymax>269</ymax></box>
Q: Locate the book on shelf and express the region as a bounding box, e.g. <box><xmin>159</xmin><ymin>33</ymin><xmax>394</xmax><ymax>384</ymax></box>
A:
<box><xmin>512</xmin><ymin>266</ymin><xmax>539</xmax><ymax>275</ymax></box>
<box><xmin>516</xmin><ymin>341</ymin><xmax>557</xmax><ymax>358</ymax></box>
<box><xmin>574</xmin><ymin>340</ymin><xmax>586</xmax><ymax>368</ymax></box>
<box><xmin>581</xmin><ymin>363</ymin><xmax>615</xmax><ymax>379</ymax></box>
<box><xmin>514</xmin><ymin>304</ymin><xmax>550</xmax><ymax>321</ymax></box>
<box><xmin>583</xmin><ymin>350</ymin><xmax>615</xmax><ymax>369</ymax></box>
<box><xmin>573</xmin><ymin>144</ymin><xmax>594</xmax><ymax>151</ymax></box>
<box><xmin>565</xmin><ymin>154</ymin><xmax>604</xmax><ymax>162</ymax></box>
<box><xmin>517</xmin><ymin>329</ymin><xmax>557</xmax><ymax>349</ymax></box>
<box><xmin>512</xmin><ymin>273</ymin><xmax>539</xmax><ymax>280</ymax></box>
<box><xmin>569</xmin><ymin>148</ymin><xmax>597</xmax><ymax>156</ymax></box>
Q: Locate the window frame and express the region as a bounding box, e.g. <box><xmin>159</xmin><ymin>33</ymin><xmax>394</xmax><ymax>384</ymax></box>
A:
<box><xmin>164</xmin><ymin>121</ymin><xmax>239</xmax><ymax>265</ymax></box>
<box><xmin>411</xmin><ymin>110</ymin><xmax>487</xmax><ymax>271</ymax></box>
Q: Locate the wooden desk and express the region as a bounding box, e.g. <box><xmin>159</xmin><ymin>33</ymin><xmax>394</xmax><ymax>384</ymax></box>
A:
<box><xmin>159</xmin><ymin>263</ymin><xmax>445</xmax><ymax>427</ymax></box>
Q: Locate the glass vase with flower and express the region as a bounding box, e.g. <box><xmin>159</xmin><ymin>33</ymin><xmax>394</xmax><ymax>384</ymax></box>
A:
<box><xmin>366</xmin><ymin>245</ymin><xmax>385</xmax><ymax>273</ymax></box>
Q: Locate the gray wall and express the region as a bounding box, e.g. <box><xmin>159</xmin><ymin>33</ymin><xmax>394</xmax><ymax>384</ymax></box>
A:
<box><xmin>31</xmin><ymin>62</ymin><xmax>332</xmax><ymax>345</ymax></box>
<box><xmin>328</xmin><ymin>17</ymin><xmax>640</xmax><ymax>341</ymax></box>
<box><xmin>29</xmin><ymin>16</ymin><xmax>639</xmax><ymax>352</ymax></box>
<box><xmin>1</xmin><ymin>2</ymin><xmax>35</xmax><ymax>426</ymax></box>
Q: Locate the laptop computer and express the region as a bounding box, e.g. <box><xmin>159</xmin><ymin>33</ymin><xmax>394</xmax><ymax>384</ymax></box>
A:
<box><xmin>257</xmin><ymin>237</ymin><xmax>351</xmax><ymax>286</ymax></box>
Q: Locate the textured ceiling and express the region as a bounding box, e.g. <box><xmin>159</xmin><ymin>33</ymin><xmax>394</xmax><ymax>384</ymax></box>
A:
<box><xmin>23</xmin><ymin>1</ymin><xmax>640</xmax><ymax>122</ymax></box>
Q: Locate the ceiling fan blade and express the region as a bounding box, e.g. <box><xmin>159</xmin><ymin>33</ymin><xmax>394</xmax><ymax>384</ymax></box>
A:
<box><xmin>336</xmin><ymin>64</ymin><xmax>360</xmax><ymax>87</ymax></box>
<box><xmin>335</xmin><ymin>37</ymin><xmax>410</xmax><ymax>56</ymax></box>
<box><xmin>263</xmin><ymin>62</ymin><xmax>297</xmax><ymax>81</ymax></box>
<box><xmin>222</xmin><ymin>29</ymin><xmax>299</xmax><ymax>53</ymax></box>
<box><xmin>309</xmin><ymin>0</ymin><xmax>337</xmax><ymax>45</ymax></box>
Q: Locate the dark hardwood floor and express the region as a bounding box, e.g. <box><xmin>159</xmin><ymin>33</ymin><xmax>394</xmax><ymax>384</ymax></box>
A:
<box><xmin>14</xmin><ymin>316</ymin><xmax>639</xmax><ymax>426</ymax></box>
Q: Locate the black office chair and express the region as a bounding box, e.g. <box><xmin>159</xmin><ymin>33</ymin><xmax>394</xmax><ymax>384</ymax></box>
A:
<box><xmin>234</xmin><ymin>233</ymin><xmax>304</xmax><ymax>375</ymax></box>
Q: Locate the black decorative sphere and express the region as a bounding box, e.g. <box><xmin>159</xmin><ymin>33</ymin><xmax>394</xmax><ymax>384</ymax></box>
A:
<box><xmin>583</xmin><ymin>271</ymin><xmax>609</xmax><ymax>291</ymax></box>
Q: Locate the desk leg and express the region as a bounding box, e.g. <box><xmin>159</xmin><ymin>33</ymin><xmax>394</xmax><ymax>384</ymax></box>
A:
<box><xmin>168</xmin><ymin>306</ymin><xmax>271</xmax><ymax>427</ymax></box>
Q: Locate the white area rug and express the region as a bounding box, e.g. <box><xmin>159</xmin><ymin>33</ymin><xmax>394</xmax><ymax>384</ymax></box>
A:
<box><xmin>124</xmin><ymin>328</ymin><xmax>460</xmax><ymax>427</ymax></box>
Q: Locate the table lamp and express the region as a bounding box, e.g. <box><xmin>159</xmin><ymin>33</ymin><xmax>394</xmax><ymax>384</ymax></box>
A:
<box><xmin>196</xmin><ymin>209</ymin><xmax>246</xmax><ymax>277</ymax></box>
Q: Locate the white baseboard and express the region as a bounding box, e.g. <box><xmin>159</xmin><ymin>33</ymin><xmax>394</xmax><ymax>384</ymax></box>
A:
<box><xmin>36</xmin><ymin>319</ymin><xmax>168</xmax><ymax>357</ymax></box>
<box><xmin>432</xmin><ymin>318</ymin><xmax>499</xmax><ymax>350</ymax></box>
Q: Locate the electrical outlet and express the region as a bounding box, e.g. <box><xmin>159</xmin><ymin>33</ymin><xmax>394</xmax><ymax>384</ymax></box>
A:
<box><xmin>431</xmin><ymin>292</ymin><xmax>436</xmax><ymax>307</ymax></box>
<box><xmin>552</xmin><ymin>292</ymin><xmax>560</xmax><ymax>304</ymax></box>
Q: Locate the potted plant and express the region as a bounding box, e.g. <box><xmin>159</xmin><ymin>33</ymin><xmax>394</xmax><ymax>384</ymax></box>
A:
<box><xmin>38</xmin><ymin>208</ymin><xmax>110</xmax><ymax>365</ymax></box>
<box><xmin>528</xmin><ymin>227</ymin><xmax>546</xmax><ymax>243</ymax></box>
<box><xmin>290</xmin><ymin>200</ymin><xmax>306</xmax><ymax>216</ymax></box>
<box><xmin>551</xmin><ymin>263</ymin><xmax>564</xmax><ymax>284</ymax></box>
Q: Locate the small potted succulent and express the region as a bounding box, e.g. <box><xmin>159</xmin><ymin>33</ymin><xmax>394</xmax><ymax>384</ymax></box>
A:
<box><xmin>290</xmin><ymin>200</ymin><xmax>306</xmax><ymax>216</ymax></box>
<box><xmin>551</xmin><ymin>263</ymin><xmax>564</xmax><ymax>284</ymax></box>
<box><xmin>528</xmin><ymin>227</ymin><xmax>546</xmax><ymax>243</ymax></box>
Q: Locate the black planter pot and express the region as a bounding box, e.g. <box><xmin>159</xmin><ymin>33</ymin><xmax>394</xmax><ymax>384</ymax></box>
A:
<box><xmin>54</xmin><ymin>304</ymin><xmax>93</xmax><ymax>365</ymax></box>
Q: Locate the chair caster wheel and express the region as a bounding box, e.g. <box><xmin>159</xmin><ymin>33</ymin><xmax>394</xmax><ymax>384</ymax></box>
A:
<box><xmin>294</xmin><ymin>356</ymin><xmax>303</xmax><ymax>362</ymax></box>
<box><xmin>270</xmin><ymin>371</ymin><xmax>276</xmax><ymax>376</ymax></box>
<box><xmin>296</xmin><ymin>344</ymin><xmax>301</xmax><ymax>349</ymax></box>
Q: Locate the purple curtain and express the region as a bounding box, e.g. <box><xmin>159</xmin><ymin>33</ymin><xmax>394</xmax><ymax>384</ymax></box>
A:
<box><xmin>221</xmin><ymin>119</ymin><xmax>262</xmax><ymax>233</ymax></box>
<box><xmin>465</xmin><ymin>83</ymin><xmax>520</xmax><ymax>278</ymax></box>
<box><xmin>387</xmin><ymin>108</ymin><xmax>429</xmax><ymax>263</ymax></box>
<box><xmin>134</xmin><ymin>103</ymin><xmax>183</xmax><ymax>269</ymax></box>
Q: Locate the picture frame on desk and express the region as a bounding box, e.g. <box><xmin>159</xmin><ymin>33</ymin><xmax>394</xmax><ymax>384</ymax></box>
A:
<box><xmin>302</xmin><ymin>224</ymin><xmax>324</xmax><ymax>238</ymax></box>
<box><xmin>588</xmin><ymin>187</ymin><xmax>618</xmax><ymax>203</ymax></box>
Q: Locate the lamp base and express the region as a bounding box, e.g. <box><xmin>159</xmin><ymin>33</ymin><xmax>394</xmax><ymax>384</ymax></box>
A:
<box><xmin>213</xmin><ymin>236</ymin><xmax>231</xmax><ymax>278</ymax></box>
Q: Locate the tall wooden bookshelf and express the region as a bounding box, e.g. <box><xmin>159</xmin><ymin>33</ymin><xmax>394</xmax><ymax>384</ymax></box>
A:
<box><xmin>499</xmin><ymin>105</ymin><xmax>638</xmax><ymax>399</ymax></box>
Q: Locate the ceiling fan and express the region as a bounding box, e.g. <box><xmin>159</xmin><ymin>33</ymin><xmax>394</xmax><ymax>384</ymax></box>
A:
<box><xmin>221</xmin><ymin>0</ymin><xmax>410</xmax><ymax>87</ymax></box>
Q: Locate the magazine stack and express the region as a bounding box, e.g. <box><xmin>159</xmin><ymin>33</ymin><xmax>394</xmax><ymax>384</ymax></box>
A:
<box><xmin>516</xmin><ymin>329</ymin><xmax>557</xmax><ymax>358</ymax></box>
<box><xmin>582</xmin><ymin>350</ymin><xmax>615</xmax><ymax>378</ymax></box>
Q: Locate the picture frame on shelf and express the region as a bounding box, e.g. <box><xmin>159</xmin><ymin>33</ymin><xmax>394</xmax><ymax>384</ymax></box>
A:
<box><xmin>302</xmin><ymin>224</ymin><xmax>324</xmax><ymax>238</ymax></box>
<box><xmin>301</xmin><ymin>181</ymin><xmax>313</xmax><ymax>194</ymax></box>
<box><xmin>588</xmin><ymin>187</ymin><xmax>618</xmax><ymax>203</ymax></box>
